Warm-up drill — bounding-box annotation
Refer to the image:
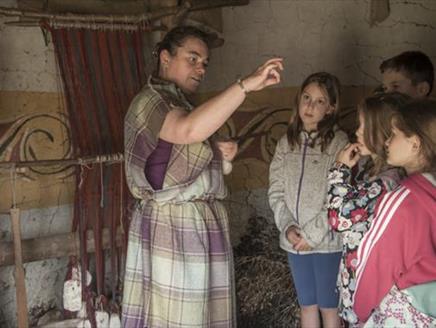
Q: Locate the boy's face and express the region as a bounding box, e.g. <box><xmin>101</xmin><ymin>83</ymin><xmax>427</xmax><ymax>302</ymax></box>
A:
<box><xmin>382</xmin><ymin>69</ymin><xmax>428</xmax><ymax>98</ymax></box>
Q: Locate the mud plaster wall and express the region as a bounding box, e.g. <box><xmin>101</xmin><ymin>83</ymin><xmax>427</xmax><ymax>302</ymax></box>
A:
<box><xmin>1</xmin><ymin>0</ymin><xmax>436</xmax><ymax>326</ymax></box>
<box><xmin>198</xmin><ymin>0</ymin><xmax>436</xmax><ymax>245</ymax></box>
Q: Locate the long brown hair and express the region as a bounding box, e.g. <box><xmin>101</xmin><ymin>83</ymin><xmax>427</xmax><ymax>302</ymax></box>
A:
<box><xmin>287</xmin><ymin>72</ymin><xmax>340</xmax><ymax>152</ymax></box>
<box><xmin>358</xmin><ymin>92</ymin><xmax>411</xmax><ymax>176</ymax></box>
<box><xmin>392</xmin><ymin>98</ymin><xmax>436</xmax><ymax>172</ymax></box>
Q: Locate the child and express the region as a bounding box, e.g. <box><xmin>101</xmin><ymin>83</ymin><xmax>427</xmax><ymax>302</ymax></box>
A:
<box><xmin>380</xmin><ymin>50</ymin><xmax>434</xmax><ymax>98</ymax></box>
<box><xmin>355</xmin><ymin>52</ymin><xmax>433</xmax><ymax>193</ymax></box>
<box><xmin>326</xmin><ymin>92</ymin><xmax>409</xmax><ymax>324</ymax></box>
<box><xmin>353</xmin><ymin>99</ymin><xmax>436</xmax><ymax>326</ymax></box>
<box><xmin>268</xmin><ymin>72</ymin><xmax>348</xmax><ymax>328</ymax></box>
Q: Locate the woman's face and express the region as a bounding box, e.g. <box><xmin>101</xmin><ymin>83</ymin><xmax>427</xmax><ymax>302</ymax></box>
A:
<box><xmin>160</xmin><ymin>37</ymin><xmax>209</xmax><ymax>94</ymax></box>
<box><xmin>298</xmin><ymin>83</ymin><xmax>333</xmax><ymax>131</ymax></box>
<box><xmin>355</xmin><ymin>112</ymin><xmax>371</xmax><ymax>156</ymax></box>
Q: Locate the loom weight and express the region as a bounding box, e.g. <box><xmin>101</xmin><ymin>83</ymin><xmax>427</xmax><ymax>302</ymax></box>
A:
<box><xmin>109</xmin><ymin>312</ymin><xmax>121</xmax><ymax>328</ymax></box>
<box><xmin>64</xmin><ymin>264</ymin><xmax>93</xmax><ymax>312</ymax></box>
<box><xmin>63</xmin><ymin>279</ymin><xmax>82</xmax><ymax>312</ymax></box>
<box><xmin>95</xmin><ymin>311</ymin><xmax>109</xmax><ymax>328</ymax></box>
<box><xmin>10</xmin><ymin>207</ymin><xmax>29</xmax><ymax>328</ymax></box>
<box><xmin>76</xmin><ymin>319</ymin><xmax>91</xmax><ymax>328</ymax></box>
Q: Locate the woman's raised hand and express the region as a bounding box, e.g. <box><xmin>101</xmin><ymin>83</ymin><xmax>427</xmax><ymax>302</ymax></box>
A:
<box><xmin>242</xmin><ymin>58</ymin><xmax>283</xmax><ymax>93</ymax></box>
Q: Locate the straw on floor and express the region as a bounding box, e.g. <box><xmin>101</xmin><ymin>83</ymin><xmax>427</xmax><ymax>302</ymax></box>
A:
<box><xmin>234</xmin><ymin>216</ymin><xmax>300</xmax><ymax>328</ymax></box>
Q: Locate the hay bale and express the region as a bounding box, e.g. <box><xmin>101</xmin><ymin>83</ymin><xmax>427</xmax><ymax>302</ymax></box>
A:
<box><xmin>234</xmin><ymin>217</ymin><xmax>300</xmax><ymax>328</ymax></box>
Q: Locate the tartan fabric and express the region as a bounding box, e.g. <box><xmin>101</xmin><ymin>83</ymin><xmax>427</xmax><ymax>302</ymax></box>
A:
<box><xmin>122</xmin><ymin>77</ymin><xmax>236</xmax><ymax>327</ymax></box>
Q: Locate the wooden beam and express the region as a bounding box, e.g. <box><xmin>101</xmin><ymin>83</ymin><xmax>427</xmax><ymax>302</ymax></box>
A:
<box><xmin>0</xmin><ymin>153</ymin><xmax>123</xmax><ymax>169</ymax></box>
<box><xmin>4</xmin><ymin>0</ymin><xmax>249</xmax><ymax>30</ymax></box>
<box><xmin>0</xmin><ymin>227</ymin><xmax>123</xmax><ymax>267</ymax></box>
<box><xmin>46</xmin><ymin>0</ymin><xmax>147</xmax><ymax>15</ymax></box>
<box><xmin>16</xmin><ymin>0</ymin><xmax>249</xmax><ymax>16</ymax></box>
<box><xmin>187</xmin><ymin>0</ymin><xmax>249</xmax><ymax>11</ymax></box>
<box><xmin>10</xmin><ymin>208</ymin><xmax>29</xmax><ymax>328</ymax></box>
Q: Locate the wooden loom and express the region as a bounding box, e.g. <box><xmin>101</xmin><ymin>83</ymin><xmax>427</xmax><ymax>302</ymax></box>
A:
<box><xmin>2</xmin><ymin>153</ymin><xmax>124</xmax><ymax>328</ymax></box>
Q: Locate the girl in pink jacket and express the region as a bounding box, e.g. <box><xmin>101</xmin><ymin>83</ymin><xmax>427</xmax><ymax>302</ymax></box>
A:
<box><xmin>353</xmin><ymin>99</ymin><xmax>436</xmax><ymax>326</ymax></box>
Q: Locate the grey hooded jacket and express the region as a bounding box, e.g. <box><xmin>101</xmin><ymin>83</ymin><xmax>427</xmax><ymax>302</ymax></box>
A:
<box><xmin>268</xmin><ymin>129</ymin><xmax>348</xmax><ymax>254</ymax></box>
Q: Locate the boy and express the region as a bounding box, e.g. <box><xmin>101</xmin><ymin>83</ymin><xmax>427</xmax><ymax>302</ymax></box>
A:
<box><xmin>380</xmin><ymin>51</ymin><xmax>434</xmax><ymax>98</ymax></box>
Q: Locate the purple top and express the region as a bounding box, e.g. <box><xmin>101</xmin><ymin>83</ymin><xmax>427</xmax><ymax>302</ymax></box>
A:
<box><xmin>144</xmin><ymin>138</ymin><xmax>173</xmax><ymax>190</ymax></box>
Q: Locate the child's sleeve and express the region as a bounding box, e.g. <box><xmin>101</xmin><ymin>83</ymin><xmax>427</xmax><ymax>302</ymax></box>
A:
<box><xmin>268</xmin><ymin>137</ymin><xmax>299</xmax><ymax>233</ymax></box>
<box><xmin>327</xmin><ymin>163</ymin><xmax>386</xmax><ymax>232</ymax></box>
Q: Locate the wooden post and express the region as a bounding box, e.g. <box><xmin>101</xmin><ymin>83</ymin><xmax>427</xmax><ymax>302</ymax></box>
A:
<box><xmin>10</xmin><ymin>207</ymin><xmax>29</xmax><ymax>328</ymax></box>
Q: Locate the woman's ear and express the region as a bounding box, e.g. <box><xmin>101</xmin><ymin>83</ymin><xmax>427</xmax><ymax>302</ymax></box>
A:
<box><xmin>159</xmin><ymin>49</ymin><xmax>171</xmax><ymax>67</ymax></box>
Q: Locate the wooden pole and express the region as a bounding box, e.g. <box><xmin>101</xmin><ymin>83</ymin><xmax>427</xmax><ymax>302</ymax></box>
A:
<box><xmin>0</xmin><ymin>227</ymin><xmax>123</xmax><ymax>267</ymax></box>
<box><xmin>0</xmin><ymin>153</ymin><xmax>124</xmax><ymax>169</ymax></box>
<box><xmin>10</xmin><ymin>207</ymin><xmax>29</xmax><ymax>328</ymax></box>
<box><xmin>0</xmin><ymin>0</ymin><xmax>250</xmax><ymax>25</ymax></box>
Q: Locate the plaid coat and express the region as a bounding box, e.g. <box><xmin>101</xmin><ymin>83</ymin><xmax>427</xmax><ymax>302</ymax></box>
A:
<box><xmin>122</xmin><ymin>76</ymin><xmax>236</xmax><ymax>328</ymax></box>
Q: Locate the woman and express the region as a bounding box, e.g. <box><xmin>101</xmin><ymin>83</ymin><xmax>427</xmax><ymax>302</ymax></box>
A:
<box><xmin>122</xmin><ymin>25</ymin><xmax>282</xmax><ymax>327</ymax></box>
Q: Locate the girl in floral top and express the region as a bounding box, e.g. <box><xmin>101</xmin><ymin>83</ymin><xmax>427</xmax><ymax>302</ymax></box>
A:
<box><xmin>326</xmin><ymin>92</ymin><xmax>409</xmax><ymax>325</ymax></box>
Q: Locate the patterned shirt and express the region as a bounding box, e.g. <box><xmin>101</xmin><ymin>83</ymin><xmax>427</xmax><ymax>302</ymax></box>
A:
<box><xmin>327</xmin><ymin>162</ymin><xmax>403</xmax><ymax>324</ymax></box>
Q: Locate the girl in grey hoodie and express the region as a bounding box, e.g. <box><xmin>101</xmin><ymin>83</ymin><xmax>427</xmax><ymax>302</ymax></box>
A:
<box><xmin>268</xmin><ymin>72</ymin><xmax>348</xmax><ymax>328</ymax></box>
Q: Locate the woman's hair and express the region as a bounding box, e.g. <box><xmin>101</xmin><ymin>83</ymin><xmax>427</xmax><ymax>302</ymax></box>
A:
<box><xmin>153</xmin><ymin>25</ymin><xmax>210</xmax><ymax>72</ymax></box>
<box><xmin>392</xmin><ymin>98</ymin><xmax>436</xmax><ymax>172</ymax></box>
<box><xmin>358</xmin><ymin>92</ymin><xmax>411</xmax><ymax>176</ymax></box>
<box><xmin>287</xmin><ymin>72</ymin><xmax>341</xmax><ymax>152</ymax></box>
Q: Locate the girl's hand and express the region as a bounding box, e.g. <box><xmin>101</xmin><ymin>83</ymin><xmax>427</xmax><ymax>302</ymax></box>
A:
<box><xmin>336</xmin><ymin>143</ymin><xmax>361</xmax><ymax>168</ymax></box>
<box><xmin>242</xmin><ymin>58</ymin><xmax>283</xmax><ymax>92</ymax></box>
<box><xmin>216</xmin><ymin>140</ymin><xmax>238</xmax><ymax>162</ymax></box>
<box><xmin>286</xmin><ymin>226</ymin><xmax>302</xmax><ymax>246</ymax></box>
<box><xmin>293</xmin><ymin>237</ymin><xmax>312</xmax><ymax>252</ymax></box>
